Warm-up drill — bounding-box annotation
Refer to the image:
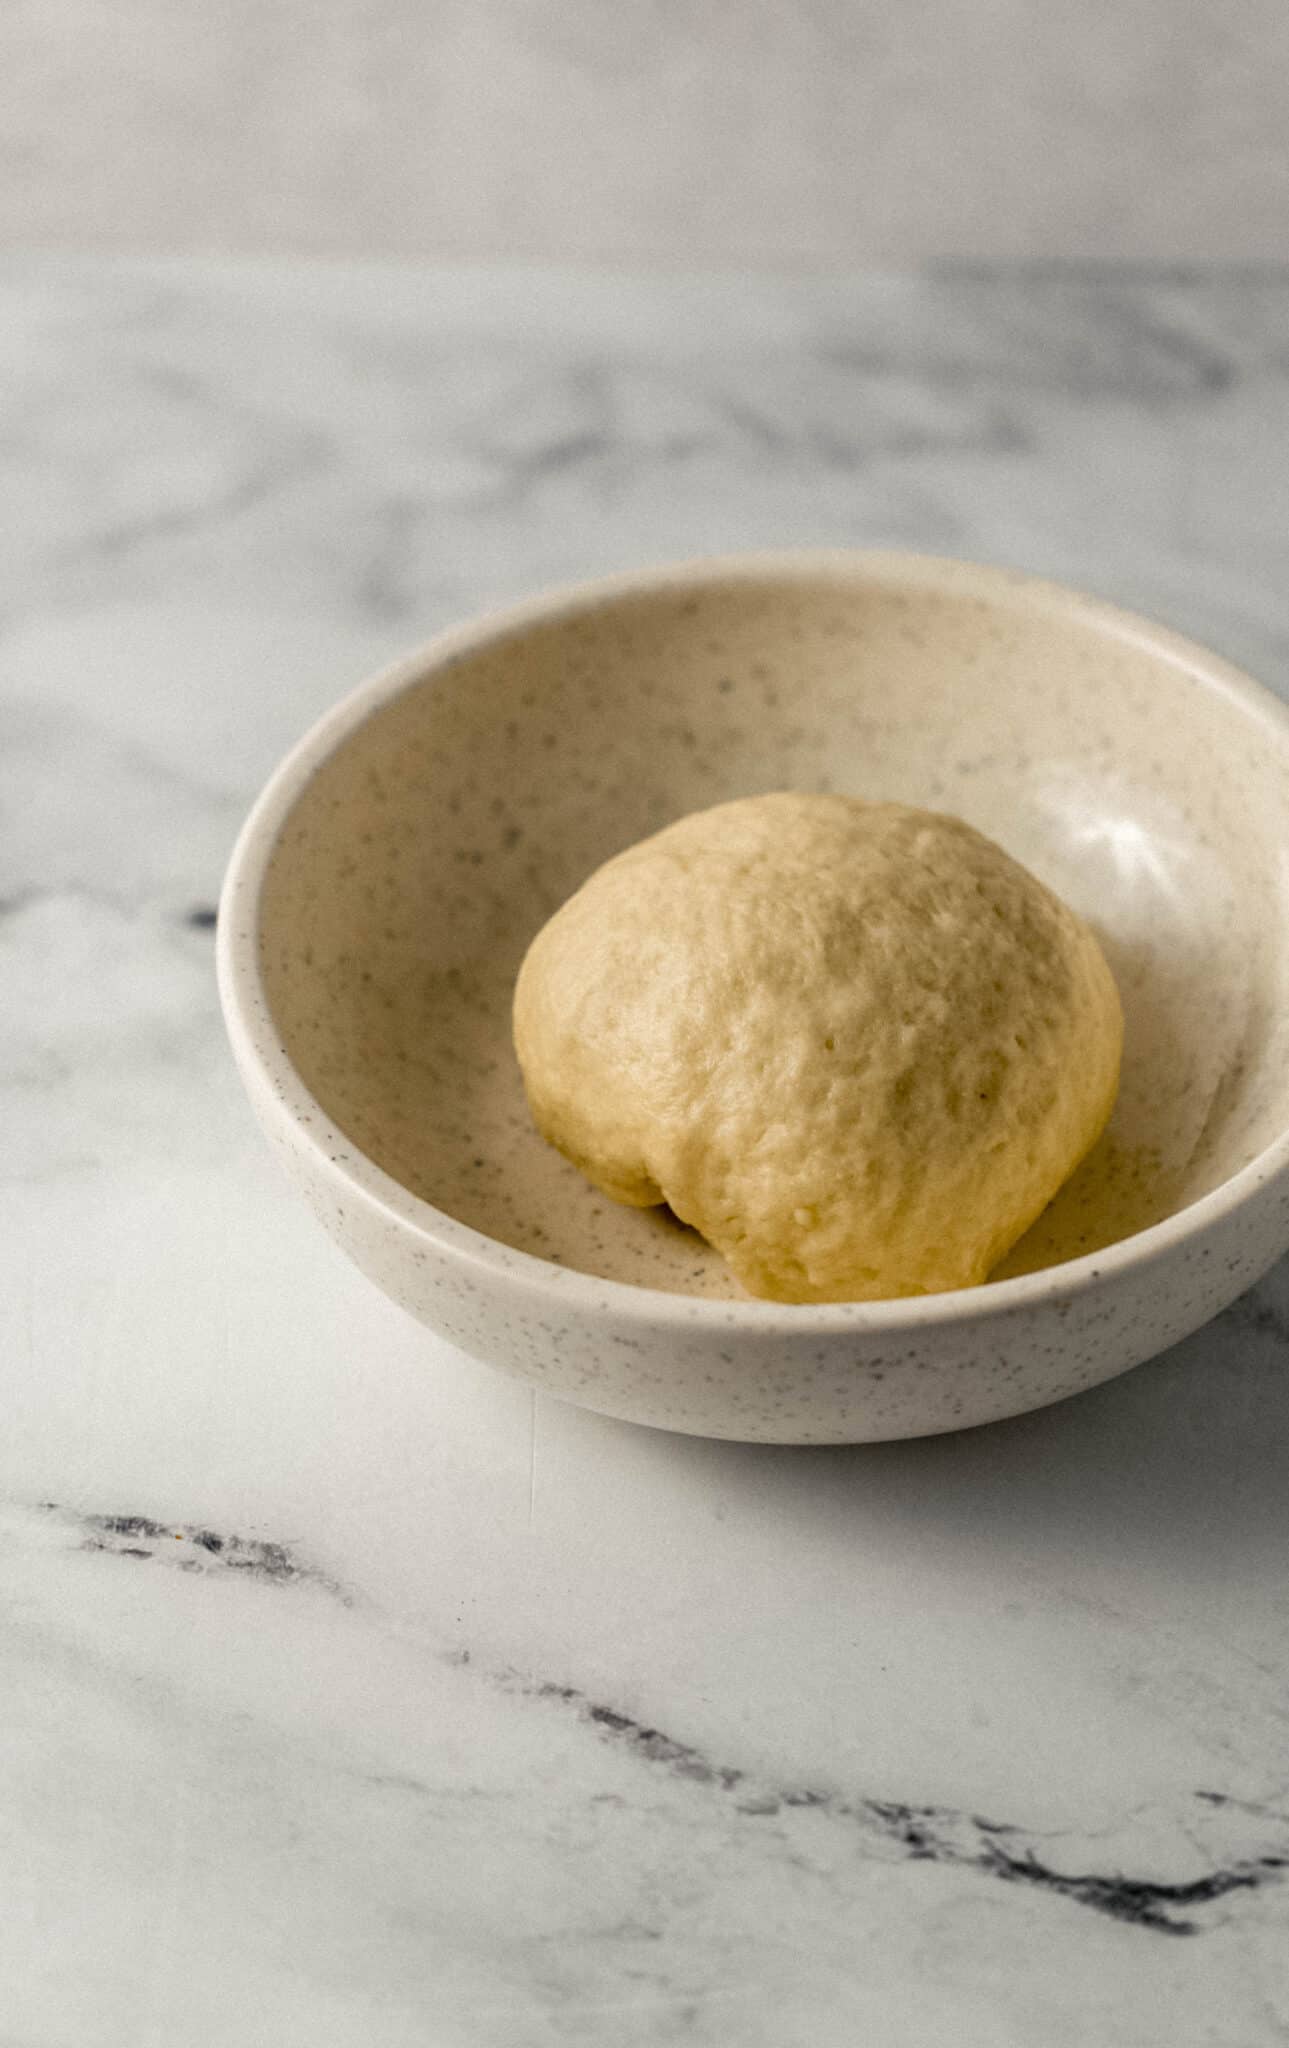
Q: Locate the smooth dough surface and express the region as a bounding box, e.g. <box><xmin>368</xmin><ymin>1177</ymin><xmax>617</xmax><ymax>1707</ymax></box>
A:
<box><xmin>513</xmin><ymin>793</ymin><xmax>1123</xmax><ymax>1303</ymax></box>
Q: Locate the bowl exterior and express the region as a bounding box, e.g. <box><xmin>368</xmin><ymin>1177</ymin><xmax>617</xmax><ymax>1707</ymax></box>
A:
<box><xmin>218</xmin><ymin>551</ymin><xmax>1289</xmax><ymax>1443</ymax></box>
<box><xmin>228</xmin><ymin>1026</ymin><xmax>1289</xmax><ymax>1443</ymax></box>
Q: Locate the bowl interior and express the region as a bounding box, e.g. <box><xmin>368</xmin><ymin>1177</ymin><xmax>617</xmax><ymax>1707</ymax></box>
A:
<box><xmin>257</xmin><ymin>564</ymin><xmax>1289</xmax><ymax>1299</ymax></box>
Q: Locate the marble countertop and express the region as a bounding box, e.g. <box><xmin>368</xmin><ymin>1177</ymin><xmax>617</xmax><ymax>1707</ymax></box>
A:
<box><xmin>5</xmin><ymin>255</ymin><xmax>1289</xmax><ymax>2045</ymax></box>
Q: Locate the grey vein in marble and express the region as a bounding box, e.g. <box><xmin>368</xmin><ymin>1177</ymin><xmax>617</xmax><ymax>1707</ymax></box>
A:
<box><xmin>527</xmin><ymin>1682</ymin><xmax>1289</xmax><ymax>1940</ymax></box>
<box><xmin>32</xmin><ymin>1496</ymin><xmax>1289</xmax><ymax>1946</ymax></box>
<box><xmin>46</xmin><ymin>1501</ymin><xmax>350</xmax><ymax>1597</ymax></box>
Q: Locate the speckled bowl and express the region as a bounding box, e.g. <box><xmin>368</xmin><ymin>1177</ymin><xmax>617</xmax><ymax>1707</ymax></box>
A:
<box><xmin>218</xmin><ymin>552</ymin><xmax>1289</xmax><ymax>1442</ymax></box>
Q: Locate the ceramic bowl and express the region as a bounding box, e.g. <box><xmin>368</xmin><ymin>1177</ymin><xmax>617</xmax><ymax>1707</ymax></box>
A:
<box><xmin>218</xmin><ymin>552</ymin><xmax>1289</xmax><ymax>1443</ymax></box>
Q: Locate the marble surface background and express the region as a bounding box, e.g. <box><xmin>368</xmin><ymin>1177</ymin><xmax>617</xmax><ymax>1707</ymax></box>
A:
<box><xmin>5</xmin><ymin>256</ymin><xmax>1289</xmax><ymax>2042</ymax></box>
<box><xmin>5</xmin><ymin>2</ymin><xmax>1289</xmax><ymax>264</ymax></box>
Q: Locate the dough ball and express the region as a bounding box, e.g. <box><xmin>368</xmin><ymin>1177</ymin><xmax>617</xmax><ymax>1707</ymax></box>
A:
<box><xmin>513</xmin><ymin>793</ymin><xmax>1122</xmax><ymax>1303</ymax></box>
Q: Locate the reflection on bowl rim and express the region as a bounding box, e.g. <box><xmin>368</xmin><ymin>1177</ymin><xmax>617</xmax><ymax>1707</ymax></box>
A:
<box><xmin>217</xmin><ymin>549</ymin><xmax>1289</xmax><ymax>1332</ymax></box>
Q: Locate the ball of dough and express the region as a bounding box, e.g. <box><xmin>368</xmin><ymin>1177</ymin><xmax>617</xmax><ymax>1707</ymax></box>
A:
<box><xmin>513</xmin><ymin>793</ymin><xmax>1122</xmax><ymax>1304</ymax></box>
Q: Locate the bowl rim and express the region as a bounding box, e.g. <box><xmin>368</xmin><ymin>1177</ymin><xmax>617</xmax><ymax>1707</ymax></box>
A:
<box><xmin>217</xmin><ymin>547</ymin><xmax>1289</xmax><ymax>1332</ymax></box>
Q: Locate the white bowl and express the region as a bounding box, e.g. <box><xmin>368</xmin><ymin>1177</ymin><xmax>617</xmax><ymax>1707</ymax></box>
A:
<box><xmin>218</xmin><ymin>552</ymin><xmax>1289</xmax><ymax>1442</ymax></box>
